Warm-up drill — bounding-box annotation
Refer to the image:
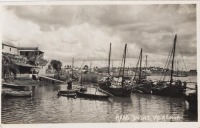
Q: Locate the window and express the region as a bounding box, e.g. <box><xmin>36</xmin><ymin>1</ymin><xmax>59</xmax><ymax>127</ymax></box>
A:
<box><xmin>10</xmin><ymin>48</ymin><xmax>11</xmax><ymax>51</ymax></box>
<box><xmin>2</xmin><ymin>45</ymin><xmax>4</xmax><ymax>49</ymax></box>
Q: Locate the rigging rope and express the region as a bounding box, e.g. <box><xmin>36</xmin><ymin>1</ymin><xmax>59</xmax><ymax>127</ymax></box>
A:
<box><xmin>117</xmin><ymin>44</ymin><xmax>126</xmax><ymax>82</ymax></box>
<box><xmin>126</xmin><ymin>47</ymin><xmax>133</xmax><ymax>69</ymax></box>
<box><xmin>177</xmin><ymin>43</ymin><xmax>188</xmax><ymax>72</ymax></box>
<box><xmin>80</xmin><ymin>60</ymin><xmax>85</xmax><ymax>70</ymax></box>
<box><xmin>160</xmin><ymin>45</ymin><xmax>173</xmax><ymax>82</ymax></box>
<box><xmin>134</xmin><ymin>51</ymin><xmax>140</xmax><ymax>80</ymax></box>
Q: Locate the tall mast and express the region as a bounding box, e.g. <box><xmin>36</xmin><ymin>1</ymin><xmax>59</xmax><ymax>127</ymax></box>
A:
<box><xmin>139</xmin><ymin>48</ymin><xmax>143</xmax><ymax>83</ymax></box>
<box><xmin>122</xmin><ymin>44</ymin><xmax>127</xmax><ymax>86</ymax></box>
<box><xmin>90</xmin><ymin>62</ymin><xmax>92</xmax><ymax>72</ymax></box>
<box><xmin>170</xmin><ymin>34</ymin><xmax>177</xmax><ymax>85</ymax></box>
<box><xmin>111</xmin><ymin>60</ymin><xmax>113</xmax><ymax>76</ymax></box>
<box><xmin>177</xmin><ymin>61</ymin><xmax>179</xmax><ymax>76</ymax></box>
<box><xmin>72</xmin><ymin>58</ymin><xmax>74</xmax><ymax>79</ymax></box>
<box><xmin>108</xmin><ymin>43</ymin><xmax>111</xmax><ymax>75</ymax></box>
<box><xmin>145</xmin><ymin>55</ymin><xmax>147</xmax><ymax>77</ymax></box>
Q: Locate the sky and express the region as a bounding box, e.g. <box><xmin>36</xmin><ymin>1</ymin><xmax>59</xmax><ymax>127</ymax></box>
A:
<box><xmin>2</xmin><ymin>4</ymin><xmax>197</xmax><ymax>69</ymax></box>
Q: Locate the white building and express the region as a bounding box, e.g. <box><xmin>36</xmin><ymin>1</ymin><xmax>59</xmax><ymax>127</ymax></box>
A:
<box><xmin>2</xmin><ymin>40</ymin><xmax>19</xmax><ymax>55</ymax></box>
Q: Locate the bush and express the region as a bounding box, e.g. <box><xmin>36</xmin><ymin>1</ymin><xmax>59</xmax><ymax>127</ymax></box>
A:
<box><xmin>2</xmin><ymin>64</ymin><xmax>19</xmax><ymax>79</ymax></box>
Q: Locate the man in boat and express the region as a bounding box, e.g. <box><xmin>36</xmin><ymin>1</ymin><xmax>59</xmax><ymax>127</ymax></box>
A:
<box><xmin>67</xmin><ymin>77</ymin><xmax>73</xmax><ymax>90</ymax></box>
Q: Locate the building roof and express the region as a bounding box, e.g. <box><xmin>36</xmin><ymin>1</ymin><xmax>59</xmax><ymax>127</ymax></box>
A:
<box><xmin>18</xmin><ymin>47</ymin><xmax>39</xmax><ymax>50</ymax></box>
<box><xmin>2</xmin><ymin>40</ymin><xmax>17</xmax><ymax>48</ymax></box>
<box><xmin>18</xmin><ymin>47</ymin><xmax>44</xmax><ymax>53</ymax></box>
<box><xmin>14</xmin><ymin>62</ymin><xmax>39</xmax><ymax>68</ymax></box>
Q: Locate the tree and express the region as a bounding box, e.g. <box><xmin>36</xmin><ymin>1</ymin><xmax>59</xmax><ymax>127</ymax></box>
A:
<box><xmin>27</xmin><ymin>51</ymin><xmax>38</xmax><ymax>65</ymax></box>
<box><xmin>50</xmin><ymin>60</ymin><xmax>62</xmax><ymax>73</ymax></box>
<box><xmin>83</xmin><ymin>65</ymin><xmax>89</xmax><ymax>70</ymax></box>
<box><xmin>50</xmin><ymin>60</ymin><xmax>63</xmax><ymax>79</ymax></box>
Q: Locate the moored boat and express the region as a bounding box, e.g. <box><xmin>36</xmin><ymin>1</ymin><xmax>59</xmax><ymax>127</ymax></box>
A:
<box><xmin>151</xmin><ymin>35</ymin><xmax>186</xmax><ymax>97</ymax></box>
<box><xmin>152</xmin><ymin>80</ymin><xmax>185</xmax><ymax>97</ymax></box>
<box><xmin>2</xmin><ymin>90</ymin><xmax>32</xmax><ymax>97</ymax></box>
<box><xmin>76</xmin><ymin>91</ymin><xmax>110</xmax><ymax>99</ymax></box>
<box><xmin>132</xmin><ymin>49</ymin><xmax>153</xmax><ymax>94</ymax></box>
<box><xmin>98</xmin><ymin>43</ymin><xmax>132</xmax><ymax>97</ymax></box>
<box><xmin>57</xmin><ymin>89</ymin><xmax>79</xmax><ymax>95</ymax></box>
<box><xmin>2</xmin><ymin>83</ymin><xmax>27</xmax><ymax>90</ymax></box>
<box><xmin>57</xmin><ymin>58</ymin><xmax>80</xmax><ymax>98</ymax></box>
<box><xmin>132</xmin><ymin>81</ymin><xmax>153</xmax><ymax>94</ymax></box>
<box><xmin>76</xmin><ymin>87</ymin><xmax>111</xmax><ymax>99</ymax></box>
<box><xmin>108</xmin><ymin>85</ymin><xmax>132</xmax><ymax>97</ymax></box>
<box><xmin>58</xmin><ymin>92</ymin><xmax>77</xmax><ymax>98</ymax></box>
<box><xmin>57</xmin><ymin>89</ymin><xmax>79</xmax><ymax>98</ymax></box>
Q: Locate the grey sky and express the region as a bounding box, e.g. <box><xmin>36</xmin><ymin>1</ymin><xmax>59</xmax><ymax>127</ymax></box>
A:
<box><xmin>2</xmin><ymin>4</ymin><xmax>196</xmax><ymax>69</ymax></box>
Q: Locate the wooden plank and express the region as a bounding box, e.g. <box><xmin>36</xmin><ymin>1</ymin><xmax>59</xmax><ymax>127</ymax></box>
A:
<box><xmin>38</xmin><ymin>75</ymin><xmax>65</xmax><ymax>83</ymax></box>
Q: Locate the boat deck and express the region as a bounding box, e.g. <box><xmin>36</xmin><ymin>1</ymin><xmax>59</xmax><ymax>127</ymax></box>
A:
<box><xmin>83</xmin><ymin>87</ymin><xmax>108</xmax><ymax>96</ymax></box>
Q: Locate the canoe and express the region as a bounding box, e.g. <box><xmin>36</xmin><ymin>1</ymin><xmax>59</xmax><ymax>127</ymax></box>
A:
<box><xmin>2</xmin><ymin>90</ymin><xmax>32</xmax><ymax>97</ymax></box>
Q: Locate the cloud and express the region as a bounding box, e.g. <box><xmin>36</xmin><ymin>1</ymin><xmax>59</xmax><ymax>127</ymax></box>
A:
<box><xmin>6</xmin><ymin>6</ymin><xmax>79</xmax><ymax>31</ymax></box>
<box><xmin>2</xmin><ymin>4</ymin><xmax>197</xmax><ymax>69</ymax></box>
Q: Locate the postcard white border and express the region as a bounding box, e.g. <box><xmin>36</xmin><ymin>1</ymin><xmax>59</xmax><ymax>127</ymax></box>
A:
<box><xmin>0</xmin><ymin>1</ymin><xmax>199</xmax><ymax>128</ymax></box>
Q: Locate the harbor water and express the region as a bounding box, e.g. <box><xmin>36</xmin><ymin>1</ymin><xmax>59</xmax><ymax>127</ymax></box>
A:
<box><xmin>1</xmin><ymin>76</ymin><xmax>197</xmax><ymax>123</ymax></box>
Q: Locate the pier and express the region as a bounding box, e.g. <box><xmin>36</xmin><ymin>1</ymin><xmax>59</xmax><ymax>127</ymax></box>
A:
<box><xmin>37</xmin><ymin>75</ymin><xmax>65</xmax><ymax>84</ymax></box>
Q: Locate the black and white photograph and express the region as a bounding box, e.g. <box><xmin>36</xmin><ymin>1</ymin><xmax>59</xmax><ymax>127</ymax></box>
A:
<box><xmin>1</xmin><ymin>3</ymin><xmax>197</xmax><ymax>124</ymax></box>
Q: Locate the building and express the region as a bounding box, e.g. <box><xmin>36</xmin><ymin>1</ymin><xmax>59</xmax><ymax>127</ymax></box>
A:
<box><xmin>2</xmin><ymin>40</ymin><xmax>19</xmax><ymax>55</ymax></box>
<box><xmin>18</xmin><ymin>47</ymin><xmax>44</xmax><ymax>59</ymax></box>
<box><xmin>189</xmin><ymin>70</ymin><xmax>197</xmax><ymax>76</ymax></box>
<box><xmin>2</xmin><ymin>41</ymin><xmax>48</xmax><ymax>74</ymax></box>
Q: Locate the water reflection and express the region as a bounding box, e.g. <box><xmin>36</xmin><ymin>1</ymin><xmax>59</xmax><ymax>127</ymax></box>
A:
<box><xmin>1</xmin><ymin>82</ymin><xmax>197</xmax><ymax>123</ymax></box>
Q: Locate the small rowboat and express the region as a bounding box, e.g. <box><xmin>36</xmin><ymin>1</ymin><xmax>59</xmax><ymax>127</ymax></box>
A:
<box><xmin>58</xmin><ymin>93</ymin><xmax>77</xmax><ymax>98</ymax></box>
<box><xmin>57</xmin><ymin>89</ymin><xmax>79</xmax><ymax>98</ymax></box>
<box><xmin>2</xmin><ymin>90</ymin><xmax>32</xmax><ymax>97</ymax></box>
<box><xmin>2</xmin><ymin>83</ymin><xmax>27</xmax><ymax>90</ymax></box>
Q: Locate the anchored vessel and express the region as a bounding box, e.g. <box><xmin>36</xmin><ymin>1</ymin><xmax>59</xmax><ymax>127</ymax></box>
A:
<box><xmin>132</xmin><ymin>49</ymin><xmax>153</xmax><ymax>94</ymax></box>
<box><xmin>57</xmin><ymin>58</ymin><xmax>79</xmax><ymax>98</ymax></box>
<box><xmin>2</xmin><ymin>83</ymin><xmax>28</xmax><ymax>90</ymax></box>
<box><xmin>99</xmin><ymin>43</ymin><xmax>132</xmax><ymax>97</ymax></box>
<box><xmin>152</xmin><ymin>35</ymin><xmax>186</xmax><ymax>97</ymax></box>
<box><xmin>76</xmin><ymin>87</ymin><xmax>111</xmax><ymax>99</ymax></box>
